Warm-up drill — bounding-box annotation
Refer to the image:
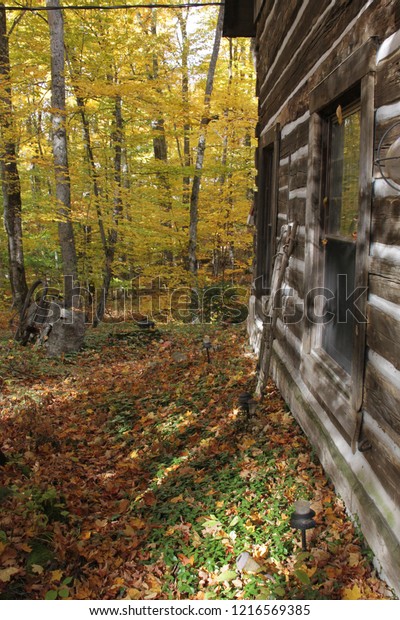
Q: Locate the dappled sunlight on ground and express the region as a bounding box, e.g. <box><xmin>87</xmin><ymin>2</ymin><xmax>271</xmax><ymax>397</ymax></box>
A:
<box><xmin>0</xmin><ymin>323</ymin><xmax>393</xmax><ymax>600</ymax></box>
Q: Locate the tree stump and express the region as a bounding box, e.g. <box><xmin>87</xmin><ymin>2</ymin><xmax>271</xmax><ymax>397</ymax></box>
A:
<box><xmin>15</xmin><ymin>282</ymin><xmax>86</xmax><ymax>356</ymax></box>
<box><xmin>44</xmin><ymin>307</ymin><xmax>86</xmax><ymax>357</ymax></box>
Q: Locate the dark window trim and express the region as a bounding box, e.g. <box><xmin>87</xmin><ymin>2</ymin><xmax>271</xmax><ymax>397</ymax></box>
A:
<box><xmin>255</xmin><ymin>123</ymin><xmax>280</xmax><ymax>318</ymax></box>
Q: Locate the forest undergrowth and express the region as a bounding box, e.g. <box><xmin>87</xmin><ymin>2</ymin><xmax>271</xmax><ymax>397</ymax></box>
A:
<box><xmin>0</xmin><ymin>318</ymin><xmax>394</xmax><ymax>600</ymax></box>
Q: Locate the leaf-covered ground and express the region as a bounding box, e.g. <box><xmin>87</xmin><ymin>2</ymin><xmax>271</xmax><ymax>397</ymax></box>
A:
<box><xmin>0</xmin><ymin>322</ymin><xmax>394</xmax><ymax>600</ymax></box>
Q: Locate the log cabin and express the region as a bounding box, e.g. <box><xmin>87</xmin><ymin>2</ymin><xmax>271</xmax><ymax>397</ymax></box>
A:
<box><xmin>223</xmin><ymin>0</ymin><xmax>400</xmax><ymax>595</ymax></box>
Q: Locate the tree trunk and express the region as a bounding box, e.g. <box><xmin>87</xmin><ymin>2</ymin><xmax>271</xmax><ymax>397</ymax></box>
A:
<box><xmin>188</xmin><ymin>4</ymin><xmax>224</xmax><ymax>274</ymax></box>
<box><xmin>47</xmin><ymin>0</ymin><xmax>78</xmax><ymax>308</ymax></box>
<box><xmin>151</xmin><ymin>10</ymin><xmax>172</xmax><ymax>219</ymax></box>
<box><xmin>95</xmin><ymin>93</ymin><xmax>124</xmax><ymax>325</ymax></box>
<box><xmin>177</xmin><ymin>8</ymin><xmax>191</xmax><ymax>205</ymax></box>
<box><xmin>75</xmin><ymin>95</ymin><xmax>107</xmax><ymax>254</ymax></box>
<box><xmin>0</xmin><ymin>4</ymin><xmax>28</xmax><ymax>313</ymax></box>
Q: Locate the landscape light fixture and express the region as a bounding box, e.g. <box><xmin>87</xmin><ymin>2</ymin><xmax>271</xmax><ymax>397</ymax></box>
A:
<box><xmin>137</xmin><ymin>318</ymin><xmax>155</xmax><ymax>330</ymax></box>
<box><xmin>290</xmin><ymin>499</ymin><xmax>316</xmax><ymax>551</ymax></box>
<box><xmin>238</xmin><ymin>392</ymin><xmax>257</xmax><ymax>415</ymax></box>
<box><xmin>202</xmin><ymin>335</ymin><xmax>212</xmax><ymax>363</ymax></box>
<box><xmin>238</xmin><ymin>392</ymin><xmax>252</xmax><ymax>413</ymax></box>
<box><xmin>375</xmin><ymin>120</ymin><xmax>400</xmax><ymax>190</ymax></box>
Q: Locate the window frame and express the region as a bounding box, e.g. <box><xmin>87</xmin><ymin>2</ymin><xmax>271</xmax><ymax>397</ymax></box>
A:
<box><xmin>320</xmin><ymin>98</ymin><xmax>361</xmax><ymax>374</ymax></box>
<box><xmin>254</xmin><ymin>123</ymin><xmax>280</xmax><ymax>318</ymax></box>
<box><xmin>301</xmin><ymin>39</ymin><xmax>376</xmax><ymax>437</ymax></box>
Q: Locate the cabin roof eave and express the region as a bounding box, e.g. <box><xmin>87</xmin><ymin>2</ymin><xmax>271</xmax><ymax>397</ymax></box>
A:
<box><xmin>223</xmin><ymin>0</ymin><xmax>256</xmax><ymax>38</ymax></box>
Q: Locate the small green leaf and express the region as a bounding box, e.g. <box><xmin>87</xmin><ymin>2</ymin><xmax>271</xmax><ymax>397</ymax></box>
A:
<box><xmin>215</xmin><ymin>570</ymin><xmax>237</xmax><ymax>582</ymax></box>
<box><xmin>229</xmin><ymin>516</ymin><xmax>239</xmax><ymax>527</ymax></box>
<box><xmin>58</xmin><ymin>587</ymin><xmax>69</xmax><ymax>598</ymax></box>
<box><xmin>45</xmin><ymin>590</ymin><xmax>58</xmax><ymax>600</ymax></box>
<box><xmin>294</xmin><ymin>569</ymin><xmax>311</xmax><ymax>585</ymax></box>
<box><xmin>202</xmin><ymin>519</ymin><xmax>220</xmax><ymax>527</ymax></box>
<box><xmin>62</xmin><ymin>576</ymin><xmax>73</xmax><ymax>585</ymax></box>
<box><xmin>294</xmin><ymin>552</ymin><xmax>311</xmax><ymax>568</ymax></box>
<box><xmin>274</xmin><ymin>586</ymin><xmax>286</xmax><ymax>597</ymax></box>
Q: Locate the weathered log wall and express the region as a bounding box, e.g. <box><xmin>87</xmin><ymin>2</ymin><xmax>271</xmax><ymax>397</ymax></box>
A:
<box><xmin>249</xmin><ymin>0</ymin><xmax>400</xmax><ymax>595</ymax></box>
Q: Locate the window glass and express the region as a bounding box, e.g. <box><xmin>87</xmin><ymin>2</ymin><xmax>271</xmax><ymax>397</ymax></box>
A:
<box><xmin>322</xmin><ymin>104</ymin><xmax>360</xmax><ymax>373</ymax></box>
<box><xmin>327</xmin><ymin>109</ymin><xmax>360</xmax><ymax>239</ymax></box>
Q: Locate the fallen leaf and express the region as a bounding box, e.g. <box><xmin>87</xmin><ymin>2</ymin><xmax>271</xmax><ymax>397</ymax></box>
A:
<box><xmin>342</xmin><ymin>584</ymin><xmax>362</xmax><ymax>600</ymax></box>
<box><xmin>31</xmin><ymin>564</ymin><xmax>44</xmax><ymax>575</ymax></box>
<box><xmin>170</xmin><ymin>494</ymin><xmax>184</xmax><ymax>504</ymax></box>
<box><xmin>126</xmin><ymin>588</ymin><xmax>141</xmax><ymax>599</ymax></box>
<box><xmin>294</xmin><ymin>569</ymin><xmax>310</xmax><ymax>585</ymax></box>
<box><xmin>118</xmin><ymin>499</ymin><xmax>131</xmax><ymax>512</ymax></box>
<box><xmin>51</xmin><ymin>570</ymin><xmax>63</xmax><ymax>583</ymax></box>
<box><xmin>0</xmin><ymin>567</ymin><xmax>19</xmax><ymax>582</ymax></box>
<box><xmin>178</xmin><ymin>554</ymin><xmax>194</xmax><ymax>566</ymax></box>
<box><xmin>232</xmin><ymin>578</ymin><xmax>243</xmax><ymax>588</ymax></box>
<box><xmin>348</xmin><ymin>552</ymin><xmax>361</xmax><ymax>567</ymax></box>
<box><xmin>129</xmin><ymin>518</ymin><xmax>146</xmax><ymax>529</ymax></box>
<box><xmin>143</xmin><ymin>492</ymin><xmax>157</xmax><ymax>506</ymax></box>
<box><xmin>215</xmin><ymin>570</ymin><xmax>237</xmax><ymax>582</ymax></box>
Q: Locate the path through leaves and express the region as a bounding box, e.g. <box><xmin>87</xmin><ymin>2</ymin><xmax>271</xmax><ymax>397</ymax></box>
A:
<box><xmin>0</xmin><ymin>324</ymin><xmax>393</xmax><ymax>600</ymax></box>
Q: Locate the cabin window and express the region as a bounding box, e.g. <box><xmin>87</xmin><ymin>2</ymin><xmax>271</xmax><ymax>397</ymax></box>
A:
<box><xmin>254</xmin><ymin>124</ymin><xmax>280</xmax><ymax>309</ymax></box>
<box><xmin>303</xmin><ymin>40</ymin><xmax>375</xmax><ymax>425</ymax></box>
<box><xmin>322</xmin><ymin>103</ymin><xmax>361</xmax><ymax>373</ymax></box>
<box><xmin>256</xmin><ymin>144</ymin><xmax>275</xmax><ymax>297</ymax></box>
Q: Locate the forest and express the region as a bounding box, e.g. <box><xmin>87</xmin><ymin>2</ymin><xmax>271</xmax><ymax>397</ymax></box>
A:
<box><xmin>0</xmin><ymin>0</ymin><xmax>256</xmax><ymax>331</ymax></box>
<box><xmin>0</xmin><ymin>0</ymin><xmax>396</xmax><ymax>604</ymax></box>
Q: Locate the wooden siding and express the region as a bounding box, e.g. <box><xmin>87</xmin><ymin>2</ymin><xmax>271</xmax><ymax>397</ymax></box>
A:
<box><xmin>376</xmin><ymin>42</ymin><xmax>400</xmax><ymax>107</ymax></box>
<box><xmin>364</xmin><ymin>353</ymin><xmax>400</xmax><ymax>437</ymax></box>
<box><xmin>257</xmin><ymin>0</ymin><xmax>400</xmax><ymax>129</ymax></box>
<box><xmin>251</xmin><ymin>0</ymin><xmax>400</xmax><ymax>594</ymax></box>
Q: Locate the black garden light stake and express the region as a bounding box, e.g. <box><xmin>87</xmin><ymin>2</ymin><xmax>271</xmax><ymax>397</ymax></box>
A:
<box><xmin>137</xmin><ymin>318</ymin><xmax>155</xmax><ymax>330</ymax></box>
<box><xmin>202</xmin><ymin>335</ymin><xmax>212</xmax><ymax>363</ymax></box>
<box><xmin>290</xmin><ymin>499</ymin><xmax>316</xmax><ymax>551</ymax></box>
<box><xmin>238</xmin><ymin>392</ymin><xmax>252</xmax><ymax>413</ymax></box>
<box><xmin>238</xmin><ymin>392</ymin><xmax>257</xmax><ymax>415</ymax></box>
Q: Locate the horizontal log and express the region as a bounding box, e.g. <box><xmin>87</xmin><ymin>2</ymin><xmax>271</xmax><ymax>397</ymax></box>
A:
<box><xmin>367</xmin><ymin>303</ymin><xmax>400</xmax><ymax>371</ymax></box>
<box><xmin>375</xmin><ymin>111</ymin><xmax>400</xmax><ymax>145</ymax></box>
<box><xmin>369</xmin><ymin>256</ymin><xmax>400</xmax><ymax>283</ymax></box>
<box><xmin>257</xmin><ymin>0</ymin><xmax>302</xmax><ymax>95</ymax></box>
<box><xmin>309</xmin><ymin>37</ymin><xmax>377</xmax><ymax>113</ymax></box>
<box><xmin>361</xmin><ymin>412</ymin><xmax>400</xmax><ymax>506</ymax></box>
<box><xmin>288</xmin><ymin>196</ymin><xmax>306</xmax><ymax>226</ymax></box>
<box><xmin>371</xmin><ymin>197</ymin><xmax>400</xmax><ymax>246</ymax></box>
<box><xmin>284</xmin><ymin>261</ymin><xmax>304</xmax><ymax>299</ymax></box>
<box><xmin>376</xmin><ymin>45</ymin><xmax>400</xmax><ymax>108</ymax></box>
<box><xmin>300</xmin><ymin>349</ymin><xmax>353</xmax><ymax>439</ymax></box>
<box><xmin>281</xmin><ymin>119</ymin><xmax>309</xmax><ymax>157</ymax></box>
<box><xmin>369</xmin><ymin>273</ymin><xmax>400</xmax><ymax>304</ymax></box>
<box><xmin>364</xmin><ymin>358</ymin><xmax>400</xmax><ymax>435</ymax></box>
<box><xmin>275</xmin><ymin>317</ymin><xmax>302</xmax><ymax>363</ymax></box>
<box><xmin>260</xmin><ymin>3</ymin><xmax>376</xmax><ymax>121</ymax></box>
